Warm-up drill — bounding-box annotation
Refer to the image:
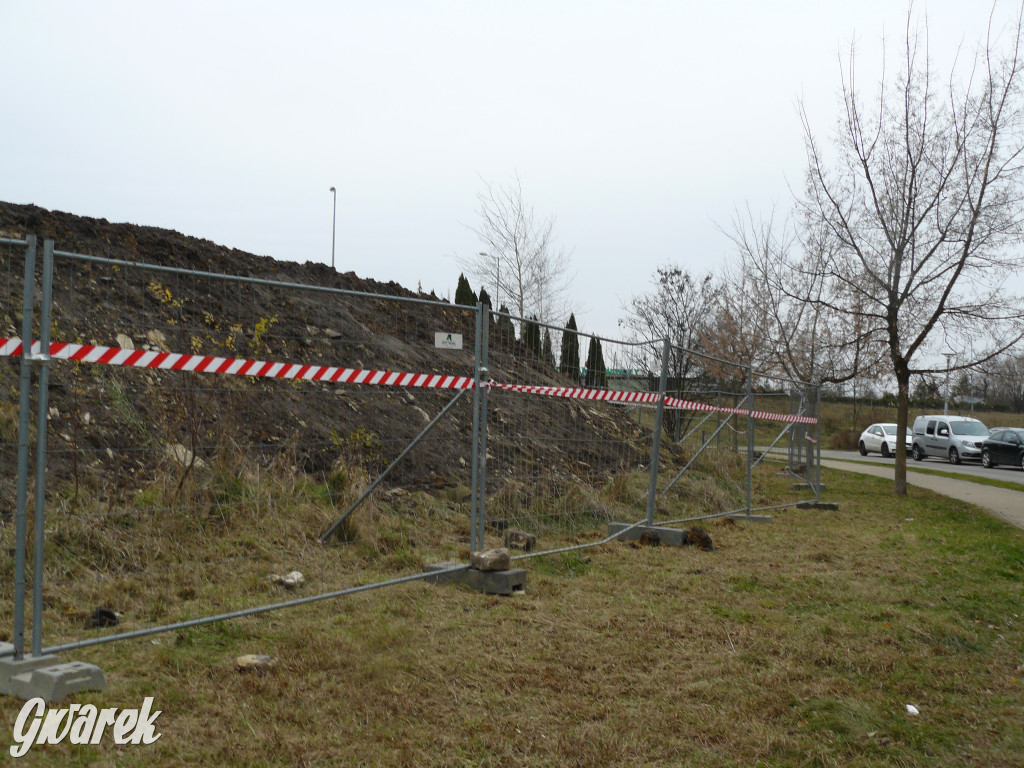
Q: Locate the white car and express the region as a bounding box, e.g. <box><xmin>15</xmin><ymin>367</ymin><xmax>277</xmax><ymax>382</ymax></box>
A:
<box><xmin>858</xmin><ymin>423</ymin><xmax>913</xmax><ymax>458</ymax></box>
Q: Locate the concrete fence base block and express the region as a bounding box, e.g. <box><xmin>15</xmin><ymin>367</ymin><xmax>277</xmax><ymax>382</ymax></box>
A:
<box><xmin>424</xmin><ymin>562</ymin><xmax>526</xmax><ymax>596</ymax></box>
<box><xmin>0</xmin><ymin>644</ymin><xmax>106</xmax><ymax>701</ymax></box>
<box><xmin>607</xmin><ymin>522</ymin><xmax>687</xmax><ymax>546</ymax></box>
<box><xmin>792</xmin><ymin>483</ymin><xmax>825</xmax><ymax>491</ymax></box>
<box><xmin>728</xmin><ymin>514</ymin><xmax>773</xmax><ymax>524</ymax></box>
<box><xmin>0</xmin><ymin>647</ymin><xmax>59</xmax><ymax>693</ymax></box>
<box><xmin>797</xmin><ymin>501</ymin><xmax>840</xmax><ymax>510</ymax></box>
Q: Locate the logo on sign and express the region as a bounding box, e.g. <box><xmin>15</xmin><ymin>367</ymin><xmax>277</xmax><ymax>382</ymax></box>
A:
<box><xmin>434</xmin><ymin>332</ymin><xmax>463</xmax><ymax>350</ymax></box>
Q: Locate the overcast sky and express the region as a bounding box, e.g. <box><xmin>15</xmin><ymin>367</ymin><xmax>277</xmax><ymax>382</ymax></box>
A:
<box><xmin>1</xmin><ymin>0</ymin><xmax>1014</xmax><ymax>338</ymax></box>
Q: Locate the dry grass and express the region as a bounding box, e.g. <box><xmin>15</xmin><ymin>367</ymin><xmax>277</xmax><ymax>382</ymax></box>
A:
<box><xmin>1</xmin><ymin>467</ymin><xmax>1022</xmax><ymax>766</ymax></box>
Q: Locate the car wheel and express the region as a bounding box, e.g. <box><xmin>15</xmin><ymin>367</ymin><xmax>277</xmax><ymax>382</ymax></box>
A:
<box><xmin>949</xmin><ymin>447</ymin><xmax>961</xmax><ymax>465</ymax></box>
<box><xmin>858</xmin><ymin>441</ymin><xmax>868</xmax><ymax>456</ymax></box>
<box><xmin>880</xmin><ymin>442</ymin><xmax>891</xmax><ymax>458</ymax></box>
<box><xmin>1020</xmin><ymin>452</ymin><xmax>1024</xmax><ymax>471</ymax></box>
<box><xmin>912</xmin><ymin>444</ymin><xmax>924</xmax><ymax>462</ymax></box>
<box><xmin>982</xmin><ymin>450</ymin><xmax>994</xmax><ymax>469</ymax></box>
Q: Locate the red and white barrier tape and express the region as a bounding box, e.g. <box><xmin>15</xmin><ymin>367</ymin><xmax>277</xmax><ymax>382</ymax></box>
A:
<box><xmin>665</xmin><ymin>396</ymin><xmax>817</xmax><ymax>425</ymax></box>
<box><xmin>0</xmin><ymin>337</ymin><xmax>817</xmax><ymax>424</ymax></box>
<box><xmin>488</xmin><ymin>381</ymin><xmax>662</xmax><ymax>405</ymax></box>
<box><xmin>0</xmin><ymin>338</ymin><xmax>474</xmax><ymax>390</ymax></box>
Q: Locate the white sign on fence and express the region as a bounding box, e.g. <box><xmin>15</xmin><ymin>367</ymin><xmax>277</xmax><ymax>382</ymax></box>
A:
<box><xmin>434</xmin><ymin>332</ymin><xmax>463</xmax><ymax>350</ymax></box>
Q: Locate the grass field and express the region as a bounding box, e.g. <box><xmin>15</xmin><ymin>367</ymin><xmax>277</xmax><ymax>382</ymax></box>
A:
<box><xmin>2</xmin><ymin>467</ymin><xmax>1022</xmax><ymax>767</ymax></box>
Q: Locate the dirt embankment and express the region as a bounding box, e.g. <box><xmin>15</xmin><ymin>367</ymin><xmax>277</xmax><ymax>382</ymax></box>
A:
<box><xmin>0</xmin><ymin>202</ymin><xmax>650</xmax><ymax>503</ymax></box>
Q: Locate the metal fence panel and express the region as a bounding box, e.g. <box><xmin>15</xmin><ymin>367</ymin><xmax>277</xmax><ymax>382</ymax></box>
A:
<box><xmin>482</xmin><ymin>310</ymin><xmax>663</xmax><ymax>550</ymax></box>
<box><xmin>2</xmin><ymin>232</ymin><xmax>823</xmax><ymax>658</ymax></box>
<box><xmin>0</xmin><ymin>236</ymin><xmax>31</xmax><ymax>656</ymax></box>
<box><xmin>34</xmin><ymin>249</ymin><xmax>479</xmax><ymax>651</ymax></box>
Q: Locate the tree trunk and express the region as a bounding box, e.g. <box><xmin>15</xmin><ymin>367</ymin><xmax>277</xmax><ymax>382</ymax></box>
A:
<box><xmin>894</xmin><ymin>371</ymin><xmax>911</xmax><ymax>497</ymax></box>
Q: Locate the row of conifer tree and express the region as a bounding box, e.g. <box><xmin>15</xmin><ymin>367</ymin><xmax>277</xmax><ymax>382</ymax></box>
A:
<box><xmin>455</xmin><ymin>272</ymin><xmax>606</xmax><ymax>388</ymax></box>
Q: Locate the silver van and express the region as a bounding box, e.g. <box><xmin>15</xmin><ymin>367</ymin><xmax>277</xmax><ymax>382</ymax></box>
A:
<box><xmin>911</xmin><ymin>415</ymin><xmax>989</xmax><ymax>464</ymax></box>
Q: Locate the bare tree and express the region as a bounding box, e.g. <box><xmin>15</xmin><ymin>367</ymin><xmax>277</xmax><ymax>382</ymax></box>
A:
<box><xmin>461</xmin><ymin>173</ymin><xmax>573</xmax><ymax>324</ymax></box>
<box><xmin>980</xmin><ymin>350</ymin><xmax>1024</xmax><ymax>409</ymax></box>
<box><xmin>800</xmin><ymin>5</ymin><xmax>1024</xmax><ymax>494</ymax></box>
<box><xmin>724</xmin><ymin>206</ymin><xmax>887</xmax><ymax>388</ymax></box>
<box><xmin>702</xmin><ymin>258</ymin><xmax>774</xmax><ymax>387</ymax></box>
<box><xmin>619</xmin><ymin>265</ymin><xmax>718</xmax><ymax>434</ymax></box>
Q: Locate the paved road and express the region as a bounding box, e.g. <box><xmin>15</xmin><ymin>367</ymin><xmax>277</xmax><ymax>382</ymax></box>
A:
<box><xmin>817</xmin><ymin>452</ymin><xmax>1024</xmax><ymax>531</ymax></box>
<box><xmin>820</xmin><ymin>449</ymin><xmax>1024</xmax><ymax>487</ymax></box>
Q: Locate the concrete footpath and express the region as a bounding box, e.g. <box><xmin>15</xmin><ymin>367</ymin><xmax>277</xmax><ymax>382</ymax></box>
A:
<box><xmin>821</xmin><ymin>460</ymin><xmax>1024</xmax><ymax>532</ymax></box>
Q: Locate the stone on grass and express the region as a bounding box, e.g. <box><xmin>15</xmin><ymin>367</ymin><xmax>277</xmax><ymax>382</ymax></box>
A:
<box><xmin>235</xmin><ymin>654</ymin><xmax>277</xmax><ymax>672</ymax></box>
<box><xmin>269</xmin><ymin>571</ymin><xmax>305</xmax><ymax>589</ymax></box>
<box><xmin>470</xmin><ymin>547</ymin><xmax>511</xmax><ymax>572</ymax></box>
<box><xmin>504</xmin><ymin>529</ymin><xmax>536</xmax><ymax>552</ymax></box>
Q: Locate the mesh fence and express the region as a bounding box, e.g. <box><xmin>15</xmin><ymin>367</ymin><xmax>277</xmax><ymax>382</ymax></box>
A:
<box><xmin>1</xmin><ymin>237</ymin><xmax>29</xmax><ymax>516</ymax></box>
<box><xmin>651</xmin><ymin>346</ymin><xmax>755</xmax><ymax>526</ymax></box>
<box><xmin>1</xmin><ymin>238</ymin><xmax>31</xmax><ymax>653</ymax></box>
<box><xmin>755</xmin><ymin>376</ymin><xmax>821</xmax><ymax>484</ymax></box>
<box><xmin>482</xmin><ymin>311</ymin><xmax>660</xmax><ymax>551</ymax></box>
<box><xmin>1</xmin><ymin>237</ymin><xmax>822</xmax><ymax>656</ymax></box>
<box><xmin>31</xmin><ymin>249</ymin><xmax>479</xmax><ymax>650</ymax></box>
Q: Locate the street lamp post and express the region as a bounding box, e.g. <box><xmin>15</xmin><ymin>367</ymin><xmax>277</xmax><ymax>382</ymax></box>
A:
<box><xmin>329</xmin><ymin>186</ymin><xmax>337</xmax><ymax>270</ymax></box>
<box><xmin>942</xmin><ymin>352</ymin><xmax>956</xmax><ymax>416</ymax></box>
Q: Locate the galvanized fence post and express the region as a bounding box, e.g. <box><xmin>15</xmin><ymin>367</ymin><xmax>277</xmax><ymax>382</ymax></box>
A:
<box><xmin>31</xmin><ymin>240</ymin><xmax>54</xmax><ymax>656</ymax></box>
<box><xmin>476</xmin><ymin>306</ymin><xmax>489</xmax><ymax>552</ymax></box>
<box><xmin>470</xmin><ymin>302</ymin><xmax>485</xmax><ymax>553</ymax></box>
<box><xmin>745</xmin><ymin>366</ymin><xmax>754</xmax><ymax>516</ymax></box>
<box><xmin>644</xmin><ymin>338</ymin><xmax>671</xmax><ymax>526</ymax></box>
<box><xmin>12</xmin><ymin>235</ymin><xmax>37</xmax><ymax>660</ymax></box>
<box><xmin>815</xmin><ymin>383</ymin><xmax>823</xmax><ymax>502</ymax></box>
<box><xmin>470</xmin><ymin>303</ymin><xmax>481</xmax><ymax>552</ymax></box>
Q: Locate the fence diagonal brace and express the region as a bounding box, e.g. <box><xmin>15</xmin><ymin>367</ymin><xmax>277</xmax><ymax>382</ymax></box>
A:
<box><xmin>751</xmin><ymin>420</ymin><xmax>795</xmax><ymax>470</ymax></box>
<box><xmin>660</xmin><ymin>395</ymin><xmax>748</xmax><ymax>497</ymax></box>
<box><xmin>319</xmin><ymin>387</ymin><xmax>469</xmax><ymax>544</ymax></box>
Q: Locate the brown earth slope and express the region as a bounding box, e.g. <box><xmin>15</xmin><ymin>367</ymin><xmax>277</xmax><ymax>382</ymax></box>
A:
<box><xmin>0</xmin><ymin>202</ymin><xmax>650</xmax><ymax>506</ymax></box>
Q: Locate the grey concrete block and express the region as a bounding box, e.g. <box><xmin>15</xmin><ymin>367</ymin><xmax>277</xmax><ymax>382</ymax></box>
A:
<box><xmin>10</xmin><ymin>661</ymin><xmax>107</xmax><ymax>701</ymax></box>
<box><xmin>797</xmin><ymin>501</ymin><xmax>840</xmax><ymax>510</ymax></box>
<box><xmin>1</xmin><ymin>652</ymin><xmax>106</xmax><ymax>701</ymax></box>
<box><xmin>728</xmin><ymin>514</ymin><xmax>773</xmax><ymax>524</ymax></box>
<box><xmin>792</xmin><ymin>483</ymin><xmax>825</xmax><ymax>491</ymax></box>
<box><xmin>607</xmin><ymin>522</ymin><xmax>687</xmax><ymax>545</ymax></box>
<box><xmin>424</xmin><ymin>562</ymin><xmax>526</xmax><ymax>595</ymax></box>
<box><xmin>0</xmin><ymin>652</ymin><xmax>61</xmax><ymax>695</ymax></box>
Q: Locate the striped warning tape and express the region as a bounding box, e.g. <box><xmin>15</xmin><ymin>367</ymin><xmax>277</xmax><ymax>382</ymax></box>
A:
<box><xmin>0</xmin><ymin>338</ymin><xmax>23</xmax><ymax>357</ymax></box>
<box><xmin>0</xmin><ymin>337</ymin><xmax>817</xmax><ymax>424</ymax></box>
<box><xmin>488</xmin><ymin>381</ymin><xmax>662</xmax><ymax>405</ymax></box>
<box><xmin>0</xmin><ymin>338</ymin><xmax>474</xmax><ymax>390</ymax></box>
<box><xmin>664</xmin><ymin>395</ymin><xmax>817</xmax><ymax>425</ymax></box>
